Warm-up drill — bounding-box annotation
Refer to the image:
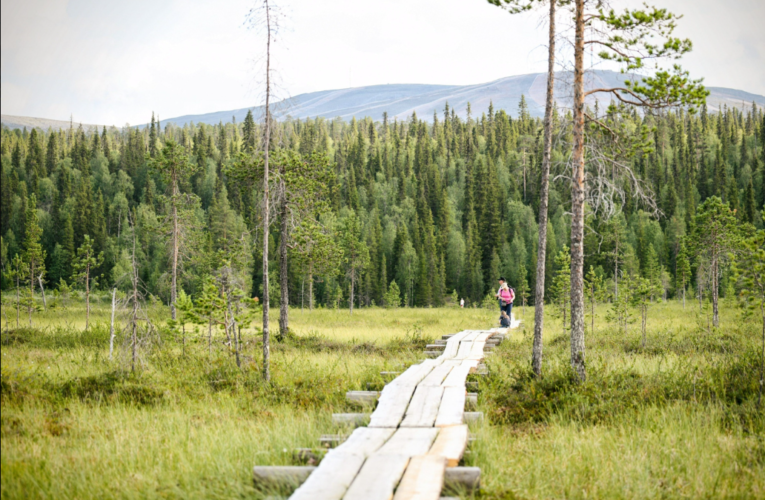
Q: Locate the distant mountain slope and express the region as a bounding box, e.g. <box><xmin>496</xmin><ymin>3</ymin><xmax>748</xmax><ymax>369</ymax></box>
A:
<box><xmin>0</xmin><ymin>115</ymin><xmax>106</xmax><ymax>131</ymax></box>
<box><xmin>150</xmin><ymin>70</ymin><xmax>765</xmax><ymax>126</ymax></box>
<box><xmin>3</xmin><ymin>70</ymin><xmax>764</xmax><ymax>131</ymax></box>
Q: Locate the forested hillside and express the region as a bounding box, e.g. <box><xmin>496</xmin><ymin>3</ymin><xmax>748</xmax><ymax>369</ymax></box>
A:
<box><xmin>1</xmin><ymin>98</ymin><xmax>764</xmax><ymax>311</ymax></box>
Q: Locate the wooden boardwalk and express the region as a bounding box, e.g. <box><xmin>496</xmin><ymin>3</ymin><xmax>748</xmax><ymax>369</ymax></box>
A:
<box><xmin>287</xmin><ymin>318</ymin><xmax>519</xmax><ymax>500</ymax></box>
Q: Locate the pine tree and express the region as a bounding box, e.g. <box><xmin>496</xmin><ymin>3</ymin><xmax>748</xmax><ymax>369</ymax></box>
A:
<box><xmin>550</xmin><ymin>246</ymin><xmax>571</xmax><ymax>336</ymax></box>
<box><xmin>72</xmin><ymin>235</ymin><xmax>104</xmax><ymax>331</ymax></box>
<box><xmin>22</xmin><ymin>194</ymin><xmax>46</xmax><ymax>327</ymax></box>
<box><xmin>147</xmin><ymin>139</ymin><xmax>198</xmax><ymax>320</ymax></box>
<box><xmin>676</xmin><ymin>240</ymin><xmax>692</xmax><ymax>308</ymax></box>
<box><xmin>584</xmin><ymin>265</ymin><xmax>607</xmax><ymax>334</ymax></box>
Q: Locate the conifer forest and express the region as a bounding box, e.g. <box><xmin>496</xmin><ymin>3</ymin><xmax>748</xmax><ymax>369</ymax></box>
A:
<box><xmin>3</xmin><ymin>0</ymin><xmax>765</xmax><ymax>498</ymax></box>
<box><xmin>2</xmin><ymin>100</ymin><xmax>764</xmax><ymax>313</ymax></box>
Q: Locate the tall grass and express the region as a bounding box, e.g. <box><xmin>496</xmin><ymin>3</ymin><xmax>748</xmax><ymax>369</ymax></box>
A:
<box><xmin>1</xmin><ymin>298</ymin><xmax>763</xmax><ymax>498</ymax></box>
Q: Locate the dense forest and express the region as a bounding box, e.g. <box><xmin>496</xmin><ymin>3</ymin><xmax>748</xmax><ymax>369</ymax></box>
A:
<box><xmin>1</xmin><ymin>98</ymin><xmax>764</xmax><ymax>315</ymax></box>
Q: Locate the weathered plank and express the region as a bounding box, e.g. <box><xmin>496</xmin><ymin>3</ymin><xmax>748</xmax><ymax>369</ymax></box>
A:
<box><xmin>441</xmin><ymin>360</ymin><xmax>478</xmax><ymax>387</ymax></box>
<box><xmin>460</xmin><ymin>330</ymin><xmax>482</xmax><ymax>341</ymax></box>
<box><xmin>466</xmin><ymin>341</ymin><xmax>486</xmax><ymax>360</ymax></box>
<box><xmin>377</xmin><ymin>427</ymin><xmax>440</xmax><ymax>455</ymax></box>
<box><xmin>332</xmin><ymin>413</ymin><xmax>369</xmax><ymax>426</ymax></box>
<box><xmin>443</xmin><ymin>466</ymin><xmax>481</xmax><ymax>492</ymax></box>
<box><xmin>455</xmin><ymin>341</ymin><xmax>473</xmax><ymax>360</ymax></box>
<box><xmin>343</xmin><ymin>454</ymin><xmax>410</xmax><ymax>500</ymax></box>
<box><xmin>343</xmin><ymin>428</ymin><xmax>439</xmax><ymax>500</ymax></box>
<box><xmin>392</xmin><ymin>455</ymin><xmax>447</xmax><ymax>500</ymax></box>
<box><xmin>401</xmin><ymin>386</ymin><xmax>445</xmax><ymax>427</ymax></box>
<box><xmin>418</xmin><ymin>360</ymin><xmax>458</xmax><ymax>387</ymax></box>
<box><xmin>346</xmin><ymin>391</ymin><xmax>380</xmax><ymax>406</ymax></box>
<box><xmin>291</xmin><ymin>427</ymin><xmax>396</xmax><ymax>499</ymax></box>
<box><xmin>434</xmin><ymin>387</ymin><xmax>466</xmax><ymax>427</ymax></box>
<box><xmin>438</xmin><ymin>331</ymin><xmax>472</xmax><ymax>360</ymax></box>
<box><xmin>463</xmin><ymin>412</ymin><xmax>483</xmax><ymax>424</ymax></box>
<box><xmin>335</xmin><ymin>427</ymin><xmax>397</xmax><ymax>456</ymax></box>
<box><xmin>391</xmin><ymin>360</ymin><xmax>440</xmax><ymax>387</ymax></box>
<box><xmin>319</xmin><ymin>434</ymin><xmax>344</xmax><ymax>448</ymax></box>
<box><xmin>369</xmin><ymin>384</ymin><xmax>418</xmax><ymax>428</ymax></box>
<box><xmin>253</xmin><ymin>465</ymin><xmax>481</xmax><ymax>496</ymax></box>
<box><xmin>254</xmin><ymin>466</ymin><xmax>314</xmax><ymax>488</ymax></box>
<box><xmin>289</xmin><ymin>453</ymin><xmax>366</xmax><ymax>500</ymax></box>
<box><xmin>427</xmin><ymin>424</ymin><xmax>468</xmax><ymax>467</ymax></box>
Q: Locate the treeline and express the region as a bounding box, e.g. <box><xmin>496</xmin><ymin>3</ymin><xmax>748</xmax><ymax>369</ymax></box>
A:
<box><xmin>1</xmin><ymin>99</ymin><xmax>764</xmax><ymax>313</ymax></box>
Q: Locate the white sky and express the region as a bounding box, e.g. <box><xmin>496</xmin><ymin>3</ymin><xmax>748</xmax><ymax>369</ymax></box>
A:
<box><xmin>1</xmin><ymin>0</ymin><xmax>763</xmax><ymax>126</ymax></box>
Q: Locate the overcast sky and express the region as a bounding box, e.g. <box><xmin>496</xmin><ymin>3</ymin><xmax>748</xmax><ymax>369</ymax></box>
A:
<box><xmin>2</xmin><ymin>0</ymin><xmax>763</xmax><ymax>126</ymax></box>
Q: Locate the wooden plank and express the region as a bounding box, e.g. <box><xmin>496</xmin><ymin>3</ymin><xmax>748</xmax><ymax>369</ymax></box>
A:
<box><xmin>475</xmin><ymin>332</ymin><xmax>493</xmax><ymax>342</ymax></box>
<box><xmin>342</xmin><ymin>453</ymin><xmax>410</xmax><ymax>500</ymax></box>
<box><xmin>292</xmin><ymin>427</ymin><xmax>397</xmax><ymax>499</ymax></box>
<box><xmin>289</xmin><ymin>453</ymin><xmax>365</xmax><ymax>500</ymax></box>
<box><xmin>438</xmin><ymin>338</ymin><xmax>461</xmax><ymax>360</ymax></box>
<box><xmin>344</xmin><ymin>428</ymin><xmax>439</xmax><ymax>500</ymax></box>
<box><xmin>434</xmin><ymin>387</ymin><xmax>466</xmax><ymax>427</ymax></box>
<box><xmin>466</xmin><ymin>341</ymin><xmax>486</xmax><ymax>360</ymax></box>
<box><xmin>444</xmin><ymin>467</ymin><xmax>481</xmax><ymax>492</ymax></box>
<box><xmin>441</xmin><ymin>360</ymin><xmax>477</xmax><ymax>387</ymax></box>
<box><xmin>455</xmin><ymin>341</ymin><xmax>473</xmax><ymax>360</ymax></box>
<box><xmin>369</xmin><ymin>383</ymin><xmax>418</xmax><ymax>428</ymax></box>
<box><xmin>461</xmin><ymin>330</ymin><xmax>482</xmax><ymax>341</ymax></box>
<box><xmin>334</xmin><ymin>427</ymin><xmax>396</xmax><ymax>457</ymax></box>
<box><xmin>464</xmin><ymin>412</ymin><xmax>483</xmax><ymax>424</ymax></box>
<box><xmin>391</xmin><ymin>360</ymin><xmax>440</xmax><ymax>388</ymax></box>
<box><xmin>392</xmin><ymin>455</ymin><xmax>447</xmax><ymax>500</ymax></box>
<box><xmin>377</xmin><ymin>427</ymin><xmax>439</xmax><ymax>455</ymax></box>
<box><xmin>418</xmin><ymin>360</ymin><xmax>458</xmax><ymax>387</ymax></box>
<box><xmin>346</xmin><ymin>391</ymin><xmax>380</xmax><ymax>406</ymax></box>
<box><xmin>254</xmin><ymin>465</ymin><xmax>314</xmax><ymax>488</ymax></box>
<box><xmin>438</xmin><ymin>331</ymin><xmax>471</xmax><ymax>360</ymax></box>
<box><xmin>401</xmin><ymin>386</ymin><xmax>445</xmax><ymax>427</ymax></box>
<box><xmin>332</xmin><ymin>413</ymin><xmax>368</xmax><ymax>426</ymax></box>
<box><xmin>427</xmin><ymin>424</ymin><xmax>468</xmax><ymax>467</ymax></box>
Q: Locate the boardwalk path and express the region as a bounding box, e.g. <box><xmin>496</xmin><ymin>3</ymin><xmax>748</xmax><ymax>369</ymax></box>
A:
<box><xmin>287</xmin><ymin>322</ymin><xmax>517</xmax><ymax>500</ymax></box>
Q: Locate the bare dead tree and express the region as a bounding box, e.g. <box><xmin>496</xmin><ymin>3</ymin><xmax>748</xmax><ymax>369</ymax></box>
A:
<box><xmin>246</xmin><ymin>0</ymin><xmax>284</xmax><ymax>382</ymax></box>
<box><xmin>120</xmin><ymin>210</ymin><xmax>156</xmax><ymax>373</ymax></box>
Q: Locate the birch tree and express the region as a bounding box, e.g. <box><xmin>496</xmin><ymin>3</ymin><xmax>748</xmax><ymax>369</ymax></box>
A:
<box><xmin>489</xmin><ymin>0</ymin><xmax>560</xmax><ymax>376</ymax></box>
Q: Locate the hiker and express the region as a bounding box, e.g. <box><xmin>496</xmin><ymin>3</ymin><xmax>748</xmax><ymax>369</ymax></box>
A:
<box><xmin>496</xmin><ymin>277</ymin><xmax>514</xmax><ymax>321</ymax></box>
<box><xmin>500</xmin><ymin>310</ymin><xmax>511</xmax><ymax>327</ymax></box>
<box><xmin>460</xmin><ymin>297</ymin><xmax>465</xmax><ymax>308</ymax></box>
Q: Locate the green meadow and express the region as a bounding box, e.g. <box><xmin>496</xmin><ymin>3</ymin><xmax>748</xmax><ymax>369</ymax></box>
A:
<box><xmin>1</xmin><ymin>296</ymin><xmax>763</xmax><ymax>499</ymax></box>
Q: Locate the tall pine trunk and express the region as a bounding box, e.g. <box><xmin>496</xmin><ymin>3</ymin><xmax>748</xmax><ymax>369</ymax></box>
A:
<box><xmin>278</xmin><ymin>184</ymin><xmax>289</xmax><ymax>340</ymax></box>
<box><xmin>532</xmin><ymin>0</ymin><xmax>557</xmax><ymax>378</ymax></box>
<box><xmin>261</xmin><ymin>0</ymin><xmax>273</xmax><ymax>382</ymax></box>
<box><xmin>569</xmin><ymin>0</ymin><xmax>587</xmax><ymax>382</ymax></box>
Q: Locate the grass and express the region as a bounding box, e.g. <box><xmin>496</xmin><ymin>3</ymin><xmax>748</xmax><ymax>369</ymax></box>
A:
<box><xmin>1</xmin><ymin>295</ymin><xmax>763</xmax><ymax>499</ymax></box>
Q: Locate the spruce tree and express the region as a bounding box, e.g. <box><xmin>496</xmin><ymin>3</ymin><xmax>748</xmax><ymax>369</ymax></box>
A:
<box><xmin>72</xmin><ymin>235</ymin><xmax>104</xmax><ymax>331</ymax></box>
<box><xmin>22</xmin><ymin>194</ymin><xmax>46</xmax><ymax>327</ymax></box>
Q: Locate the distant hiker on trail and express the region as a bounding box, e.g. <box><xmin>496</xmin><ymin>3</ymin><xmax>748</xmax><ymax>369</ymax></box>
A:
<box><xmin>496</xmin><ymin>277</ymin><xmax>514</xmax><ymax>321</ymax></box>
<box><xmin>460</xmin><ymin>298</ymin><xmax>465</xmax><ymax>308</ymax></box>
